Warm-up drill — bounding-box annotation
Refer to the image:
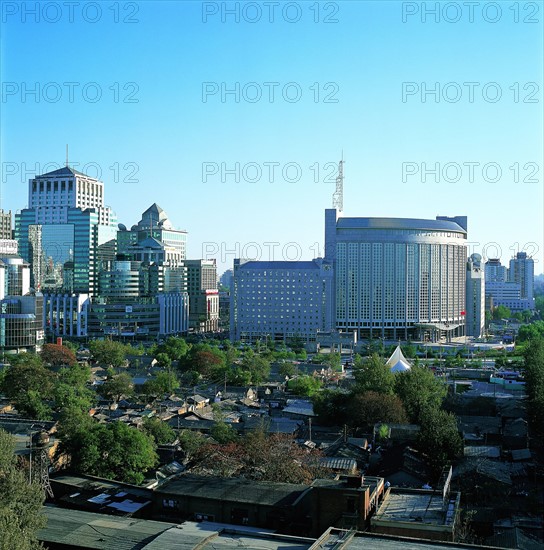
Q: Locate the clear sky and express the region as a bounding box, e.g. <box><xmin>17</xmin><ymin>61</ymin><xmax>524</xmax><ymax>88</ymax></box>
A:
<box><xmin>1</xmin><ymin>0</ymin><xmax>543</xmax><ymax>274</ymax></box>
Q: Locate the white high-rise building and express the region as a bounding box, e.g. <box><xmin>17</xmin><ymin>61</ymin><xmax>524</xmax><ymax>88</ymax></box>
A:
<box><xmin>466</xmin><ymin>254</ymin><xmax>485</xmax><ymax>338</ymax></box>
<box><xmin>325</xmin><ymin>209</ymin><xmax>468</xmax><ymax>341</ymax></box>
<box><xmin>484</xmin><ymin>256</ymin><xmax>534</xmax><ymax>312</ymax></box>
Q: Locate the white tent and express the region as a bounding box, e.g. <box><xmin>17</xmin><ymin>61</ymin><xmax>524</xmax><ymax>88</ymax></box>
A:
<box><xmin>386</xmin><ymin>345</ymin><xmax>412</xmax><ymax>373</ymax></box>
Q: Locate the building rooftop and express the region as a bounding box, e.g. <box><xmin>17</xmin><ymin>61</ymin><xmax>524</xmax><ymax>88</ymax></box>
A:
<box><xmin>156</xmin><ymin>475</ymin><xmax>310</xmax><ymax>507</ymax></box>
<box><xmin>311</xmin><ymin>529</ymin><xmax>495</xmax><ymax>549</ymax></box>
<box><xmin>38</xmin><ymin>505</ymin><xmax>177</xmax><ymax>549</ymax></box>
<box><xmin>373</xmin><ymin>489</ymin><xmax>457</xmax><ymax>528</ymax></box>
<box><xmin>336</xmin><ymin>217</ymin><xmax>466</xmax><ymax>234</ymax></box>
<box><xmin>237</xmin><ymin>260</ymin><xmax>321</xmax><ymax>270</ymax></box>
<box><xmin>36</xmin><ymin>166</ymin><xmax>95</xmax><ymax>179</ymax></box>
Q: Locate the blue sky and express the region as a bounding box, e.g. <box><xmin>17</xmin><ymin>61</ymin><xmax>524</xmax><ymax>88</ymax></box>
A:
<box><xmin>1</xmin><ymin>0</ymin><xmax>543</xmax><ymax>273</ymax></box>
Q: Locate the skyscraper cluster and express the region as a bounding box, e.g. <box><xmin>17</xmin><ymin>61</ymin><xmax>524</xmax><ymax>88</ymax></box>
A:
<box><xmin>1</xmin><ymin>164</ymin><xmax>219</xmax><ymax>351</ymax></box>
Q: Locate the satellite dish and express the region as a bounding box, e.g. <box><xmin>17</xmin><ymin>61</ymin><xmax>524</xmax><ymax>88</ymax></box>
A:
<box><xmin>118</xmin><ymin>223</ymin><xmax>127</xmax><ymax>231</ymax></box>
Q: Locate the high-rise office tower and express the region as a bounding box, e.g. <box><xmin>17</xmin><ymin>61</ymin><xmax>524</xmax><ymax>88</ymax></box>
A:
<box><xmin>0</xmin><ymin>240</ymin><xmax>44</xmax><ymax>353</ymax></box>
<box><xmin>15</xmin><ymin>166</ymin><xmax>117</xmax><ymax>295</ymax></box>
<box><xmin>466</xmin><ymin>253</ymin><xmax>485</xmax><ymax>338</ymax></box>
<box><xmin>325</xmin><ymin>209</ymin><xmax>468</xmax><ymax>341</ymax></box>
<box><xmin>0</xmin><ymin>210</ymin><xmax>12</xmax><ymax>240</ymax></box>
<box><xmin>508</xmin><ymin>252</ymin><xmax>535</xmax><ymax>307</ymax></box>
<box><xmin>117</xmin><ymin>203</ymin><xmax>187</xmax><ymax>266</ymax></box>
<box><xmin>186</xmin><ymin>259</ymin><xmax>219</xmax><ymax>332</ymax></box>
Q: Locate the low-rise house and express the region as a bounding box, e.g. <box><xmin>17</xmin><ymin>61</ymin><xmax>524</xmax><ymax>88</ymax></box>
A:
<box><xmin>152</xmin><ymin>473</ymin><xmax>385</xmax><ymax>537</ymax></box>
<box><xmin>502</xmin><ymin>418</ymin><xmax>528</xmax><ymax>450</ymax></box>
<box><xmin>186</xmin><ymin>394</ymin><xmax>209</xmax><ymax>409</ymax></box>
<box><xmin>323</xmin><ymin>439</ymin><xmax>369</xmax><ymax>471</ymax></box>
<box><xmin>371</xmin><ymin>486</ymin><xmax>461</xmax><ymax>542</ymax></box>
<box><xmin>50</xmin><ymin>473</ymin><xmax>153</xmax><ymax>518</ymax></box>
<box><xmin>457</xmin><ymin>415</ymin><xmax>502</xmax><ymax>446</ymax></box>
<box><xmin>372</xmin><ymin>445</ymin><xmax>430</xmax><ymax>488</ymax></box>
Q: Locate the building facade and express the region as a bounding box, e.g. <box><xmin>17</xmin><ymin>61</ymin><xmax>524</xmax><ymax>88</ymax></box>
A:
<box><xmin>325</xmin><ymin>210</ymin><xmax>468</xmax><ymax>340</ymax></box>
<box><xmin>117</xmin><ymin>203</ymin><xmax>187</xmax><ymax>265</ymax></box>
<box><xmin>15</xmin><ymin>166</ymin><xmax>118</xmax><ymax>296</ymax></box>
<box><xmin>186</xmin><ymin>259</ymin><xmax>219</xmax><ymax>332</ymax></box>
<box><xmin>0</xmin><ymin>242</ymin><xmax>44</xmax><ymax>353</ymax></box>
<box><xmin>466</xmin><ymin>253</ymin><xmax>485</xmax><ymax>338</ymax></box>
<box><xmin>484</xmin><ymin>256</ymin><xmax>534</xmax><ymax>312</ymax></box>
<box><xmin>231</xmin><ymin>258</ymin><xmax>334</xmax><ymax>342</ymax></box>
<box><xmin>508</xmin><ymin>252</ymin><xmax>534</xmax><ymax>308</ymax></box>
<box><xmin>0</xmin><ymin>210</ymin><xmax>12</xmax><ymax>240</ymax></box>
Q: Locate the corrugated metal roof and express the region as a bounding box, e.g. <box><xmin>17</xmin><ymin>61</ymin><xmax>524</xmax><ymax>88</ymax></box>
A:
<box><xmin>39</xmin><ymin>506</ymin><xmax>175</xmax><ymax>549</ymax></box>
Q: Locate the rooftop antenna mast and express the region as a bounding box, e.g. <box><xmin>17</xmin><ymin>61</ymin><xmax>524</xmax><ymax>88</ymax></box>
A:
<box><xmin>332</xmin><ymin>153</ymin><xmax>344</xmax><ymax>212</ymax></box>
<box><xmin>65</xmin><ymin>144</ymin><xmax>69</xmax><ymax>167</ymax></box>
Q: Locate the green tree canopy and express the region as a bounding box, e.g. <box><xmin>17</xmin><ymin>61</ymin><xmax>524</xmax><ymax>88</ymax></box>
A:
<box><xmin>142</xmin><ymin>370</ymin><xmax>180</xmax><ymax>397</ymax></box>
<box><xmin>287</xmin><ymin>375</ymin><xmax>322</xmax><ymax>396</ymax></box>
<box><xmin>312</xmin><ymin>389</ymin><xmax>350</xmax><ymax>426</ymax></box>
<box><xmin>89</xmin><ymin>339</ymin><xmax>129</xmax><ymax>369</ymax></box>
<box><xmin>353</xmin><ymin>353</ymin><xmax>395</xmax><ymax>394</ymax></box>
<box><xmin>240</xmin><ymin>350</ymin><xmax>271</xmax><ymax>385</ymax></box>
<box><xmin>97</xmin><ymin>372</ymin><xmax>133</xmax><ymax>403</ymax></box>
<box><xmin>155</xmin><ymin>352</ymin><xmax>172</xmax><ymax>370</ymax></box>
<box><xmin>394</xmin><ymin>365</ymin><xmax>447</xmax><ymax>424</ymax></box>
<box><xmin>492</xmin><ymin>305</ymin><xmax>511</xmax><ymax>320</ymax></box>
<box><xmin>0</xmin><ymin>429</ymin><xmax>46</xmax><ymax>550</ymax></box>
<box><xmin>416</xmin><ymin>407</ymin><xmax>463</xmax><ymax>478</ymax></box>
<box><xmin>347</xmin><ymin>391</ymin><xmax>408</xmax><ymax>430</ymax></box>
<box><xmin>0</xmin><ymin>355</ymin><xmax>56</xmax><ymax>419</ymax></box>
<box><xmin>60</xmin><ymin>420</ymin><xmax>158</xmax><ymax>484</ymax></box>
<box><xmin>142</xmin><ymin>417</ymin><xmax>176</xmax><ymax>445</ymax></box>
<box><xmin>517</xmin><ymin>321</ymin><xmax>544</xmax><ymax>343</ymax></box>
<box><xmin>157</xmin><ymin>337</ymin><xmax>189</xmax><ymax>362</ymax></box>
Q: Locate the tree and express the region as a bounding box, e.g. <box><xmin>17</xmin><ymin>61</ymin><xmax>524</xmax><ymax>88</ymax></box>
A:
<box><xmin>157</xmin><ymin>337</ymin><xmax>189</xmax><ymax>362</ymax></box>
<box><xmin>353</xmin><ymin>353</ymin><xmax>395</xmax><ymax>394</ymax></box>
<box><xmin>54</xmin><ymin>363</ymin><xmax>95</xmax><ymax>415</ymax></box>
<box><xmin>210</xmin><ymin>406</ymin><xmax>238</xmax><ymax>444</ymax></box>
<box><xmin>323</xmin><ymin>352</ymin><xmax>342</xmax><ymax>371</ymax></box>
<box><xmin>191</xmin><ymin>350</ymin><xmax>226</xmax><ymax>379</ymax></box>
<box><xmin>178</xmin><ymin>430</ymin><xmax>207</xmax><ymax>463</ymax></box>
<box><xmin>492</xmin><ymin>305</ymin><xmax>511</xmax><ymax>320</ymax></box>
<box><xmin>0</xmin><ymin>355</ymin><xmax>56</xmax><ymax>419</ymax></box>
<box><xmin>240</xmin><ymin>350</ymin><xmax>270</xmax><ymax>384</ymax></box>
<box><xmin>416</xmin><ymin>407</ymin><xmax>463</xmax><ymax>477</ymax></box>
<box><xmin>278</xmin><ymin>361</ymin><xmax>296</xmax><ymax>378</ymax></box>
<box><xmin>155</xmin><ymin>353</ymin><xmax>172</xmax><ymax>370</ymax></box>
<box><xmin>142</xmin><ymin>370</ymin><xmax>180</xmax><ymax>397</ymax></box>
<box><xmin>523</xmin><ymin>336</ymin><xmax>544</xmax><ymax>436</ymax></box>
<box><xmin>89</xmin><ymin>339</ymin><xmax>128</xmax><ymax>369</ymax></box>
<box><xmin>536</xmin><ymin>296</ymin><xmax>544</xmax><ymax>318</ymax></box>
<box><xmin>97</xmin><ymin>372</ymin><xmax>133</xmax><ymax>403</ymax></box>
<box><xmin>312</xmin><ymin>389</ymin><xmax>350</xmax><ymax>426</ymax></box>
<box><xmin>210</xmin><ymin>421</ymin><xmax>238</xmax><ymax>444</ymax></box>
<box><xmin>142</xmin><ymin>417</ymin><xmax>176</xmax><ymax>445</ymax></box>
<box><xmin>287</xmin><ymin>375</ymin><xmax>322</xmax><ymax>396</ymax></box>
<box><xmin>348</xmin><ymin>391</ymin><xmax>408</xmax><ymax>430</ymax></box>
<box><xmin>517</xmin><ymin>321</ymin><xmax>544</xmax><ymax>342</ymax></box>
<box><xmin>394</xmin><ymin>366</ymin><xmax>447</xmax><ymax>424</ymax></box>
<box><xmin>402</xmin><ymin>343</ymin><xmax>417</xmax><ymax>359</ymax></box>
<box><xmin>0</xmin><ymin>429</ymin><xmax>46</xmax><ymax>550</ymax></box>
<box><xmin>60</xmin><ymin>421</ymin><xmax>158</xmax><ymax>484</ymax></box>
<box><xmin>41</xmin><ymin>343</ymin><xmax>76</xmax><ymax>367</ymax></box>
<box><xmin>192</xmin><ymin>429</ymin><xmax>325</xmax><ymax>484</ymax></box>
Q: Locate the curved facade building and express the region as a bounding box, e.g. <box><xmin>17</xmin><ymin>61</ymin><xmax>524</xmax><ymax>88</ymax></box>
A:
<box><xmin>325</xmin><ymin>209</ymin><xmax>467</xmax><ymax>340</ymax></box>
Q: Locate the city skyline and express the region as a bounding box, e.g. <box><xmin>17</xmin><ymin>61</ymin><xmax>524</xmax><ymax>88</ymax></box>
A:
<box><xmin>1</xmin><ymin>1</ymin><xmax>542</xmax><ymax>273</ymax></box>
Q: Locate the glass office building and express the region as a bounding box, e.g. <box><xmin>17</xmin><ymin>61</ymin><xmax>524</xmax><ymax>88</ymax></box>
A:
<box><xmin>15</xmin><ymin>166</ymin><xmax>117</xmax><ymax>296</ymax></box>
